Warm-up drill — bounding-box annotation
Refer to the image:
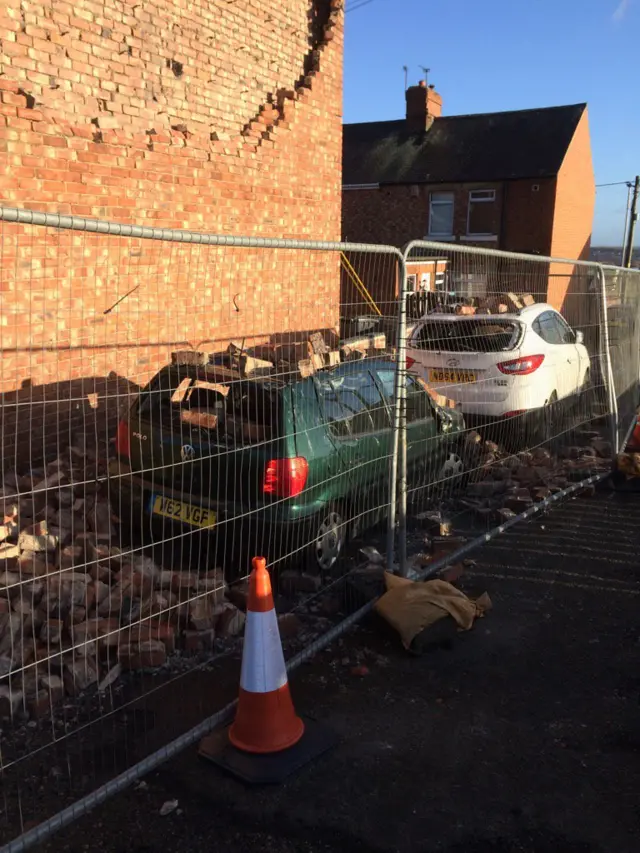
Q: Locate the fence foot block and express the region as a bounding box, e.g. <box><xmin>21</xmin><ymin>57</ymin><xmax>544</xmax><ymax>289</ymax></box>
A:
<box><xmin>198</xmin><ymin>717</ymin><xmax>337</xmax><ymax>784</ymax></box>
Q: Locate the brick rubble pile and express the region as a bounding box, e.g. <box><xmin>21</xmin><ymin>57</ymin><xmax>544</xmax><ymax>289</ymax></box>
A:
<box><xmin>458</xmin><ymin>431</ymin><xmax>612</xmax><ymax>521</ymax></box>
<box><xmin>0</xmin><ymin>441</ymin><xmax>245</xmax><ymax>722</ymax></box>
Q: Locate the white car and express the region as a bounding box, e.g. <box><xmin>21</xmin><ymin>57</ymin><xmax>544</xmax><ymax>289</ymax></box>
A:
<box><xmin>406</xmin><ymin>304</ymin><xmax>591</xmax><ymax>425</ymax></box>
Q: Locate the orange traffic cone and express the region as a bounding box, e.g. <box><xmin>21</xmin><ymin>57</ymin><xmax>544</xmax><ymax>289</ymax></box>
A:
<box><xmin>228</xmin><ymin>557</ymin><xmax>304</xmax><ymax>753</ymax></box>
<box><xmin>199</xmin><ymin>557</ymin><xmax>335</xmax><ymax>784</ymax></box>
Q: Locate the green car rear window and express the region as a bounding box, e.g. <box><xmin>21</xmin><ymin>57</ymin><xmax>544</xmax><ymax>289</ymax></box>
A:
<box><xmin>138</xmin><ymin>367</ymin><xmax>283</xmax><ymax>444</ymax></box>
<box><xmin>314</xmin><ymin>370</ymin><xmax>390</xmax><ymax>436</ymax></box>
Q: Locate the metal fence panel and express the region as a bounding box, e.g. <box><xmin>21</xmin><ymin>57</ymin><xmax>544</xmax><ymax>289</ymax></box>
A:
<box><xmin>1</xmin><ymin>203</ymin><xmax>639</xmax><ymax>850</ymax></box>
<box><xmin>600</xmin><ymin>264</ymin><xmax>640</xmax><ymax>450</ymax></box>
<box><xmin>396</xmin><ymin>240</ymin><xmax>624</xmax><ymax>577</ymax></box>
<box><xmin>0</xmin><ymin>206</ymin><xmax>402</xmax><ymax>846</ymax></box>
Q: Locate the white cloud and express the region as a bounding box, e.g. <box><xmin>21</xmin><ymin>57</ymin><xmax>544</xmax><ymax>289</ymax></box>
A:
<box><xmin>613</xmin><ymin>0</ymin><xmax>630</xmax><ymax>22</ymax></box>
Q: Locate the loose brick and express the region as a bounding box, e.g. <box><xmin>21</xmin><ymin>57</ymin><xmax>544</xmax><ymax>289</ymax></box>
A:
<box><xmin>183</xmin><ymin>628</ymin><xmax>215</xmax><ymax>654</ymax></box>
<box><xmin>119</xmin><ymin>639</ymin><xmax>166</xmax><ymax>670</ymax></box>
<box><xmin>0</xmin><ymin>685</ymin><xmax>23</xmax><ymax>718</ymax></box>
<box><xmin>63</xmin><ymin>656</ymin><xmax>99</xmax><ymax>694</ymax></box>
<box><xmin>171</xmin><ymin>572</ymin><xmax>199</xmax><ymax>594</ymax></box>
<box><xmin>40</xmin><ymin>618</ymin><xmax>64</xmax><ymax>645</ymax></box>
<box><xmin>122</xmin><ymin>619</ymin><xmax>176</xmax><ymax>654</ymax></box>
<box><xmin>59</xmin><ymin>544</ymin><xmax>84</xmax><ymax>571</ymax></box>
<box><xmin>216</xmin><ymin>603</ymin><xmax>246</xmax><ymax>638</ymax></box>
<box><xmin>189</xmin><ymin>596</ymin><xmax>216</xmax><ymax>631</ymax></box>
<box><xmin>19</xmin><ymin>521</ymin><xmax>58</xmax><ymax>553</ymax></box>
<box><xmin>71</xmin><ymin>616</ymin><xmax>119</xmax><ymax>645</ymax></box>
<box><xmin>277</xmin><ymin>612</ymin><xmax>302</xmax><ymax>641</ymax></box>
<box><xmin>115</xmin><ymin>565</ymin><xmax>151</xmax><ymax>596</ymax></box>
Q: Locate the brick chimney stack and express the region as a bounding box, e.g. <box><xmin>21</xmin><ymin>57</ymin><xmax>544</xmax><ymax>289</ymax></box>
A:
<box><xmin>405</xmin><ymin>80</ymin><xmax>442</xmax><ymax>132</ymax></box>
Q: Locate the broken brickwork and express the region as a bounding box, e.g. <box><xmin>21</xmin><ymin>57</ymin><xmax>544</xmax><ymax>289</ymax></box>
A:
<box><xmin>0</xmin><ymin>0</ymin><xmax>344</xmax><ymax>460</ymax></box>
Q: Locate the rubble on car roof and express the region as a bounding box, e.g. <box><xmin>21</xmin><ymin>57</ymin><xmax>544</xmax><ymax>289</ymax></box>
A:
<box><xmin>171</xmin><ymin>328</ymin><xmax>388</xmax><ymax>381</ymax></box>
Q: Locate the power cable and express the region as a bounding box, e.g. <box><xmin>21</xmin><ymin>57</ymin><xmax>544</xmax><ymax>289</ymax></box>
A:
<box><xmin>346</xmin><ymin>0</ymin><xmax>377</xmax><ymax>13</ymax></box>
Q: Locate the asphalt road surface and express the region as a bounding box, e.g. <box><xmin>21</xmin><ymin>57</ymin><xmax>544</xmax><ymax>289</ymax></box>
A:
<box><xmin>29</xmin><ymin>487</ymin><xmax>640</xmax><ymax>853</ymax></box>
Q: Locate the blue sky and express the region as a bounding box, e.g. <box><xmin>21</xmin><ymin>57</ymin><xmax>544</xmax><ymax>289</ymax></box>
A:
<box><xmin>343</xmin><ymin>0</ymin><xmax>639</xmax><ymax>246</ymax></box>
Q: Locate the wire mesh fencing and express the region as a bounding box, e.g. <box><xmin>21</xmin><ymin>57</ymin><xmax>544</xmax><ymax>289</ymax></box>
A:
<box><xmin>0</xmin><ymin>203</ymin><xmax>639</xmax><ymax>851</ymax></box>
<box><xmin>0</xmin><ymin>206</ymin><xmax>403</xmax><ymax>845</ymax></box>
<box><xmin>600</xmin><ymin>264</ymin><xmax>640</xmax><ymax>450</ymax></box>
<box><xmin>393</xmin><ymin>240</ymin><xmax>623</xmax><ymax>576</ymax></box>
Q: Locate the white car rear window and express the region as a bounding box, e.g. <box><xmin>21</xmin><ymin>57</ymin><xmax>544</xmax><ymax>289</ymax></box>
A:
<box><xmin>414</xmin><ymin>319</ymin><xmax>520</xmax><ymax>353</ymax></box>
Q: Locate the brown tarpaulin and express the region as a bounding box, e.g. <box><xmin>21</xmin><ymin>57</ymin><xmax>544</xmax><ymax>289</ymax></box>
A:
<box><xmin>375</xmin><ymin>572</ymin><xmax>492</xmax><ymax>650</ymax></box>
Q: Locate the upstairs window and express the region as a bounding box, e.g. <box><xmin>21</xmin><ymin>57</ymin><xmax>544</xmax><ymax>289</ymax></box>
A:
<box><xmin>428</xmin><ymin>192</ymin><xmax>454</xmax><ymax>237</ymax></box>
<box><xmin>467</xmin><ymin>189</ymin><xmax>496</xmax><ymax>236</ymax></box>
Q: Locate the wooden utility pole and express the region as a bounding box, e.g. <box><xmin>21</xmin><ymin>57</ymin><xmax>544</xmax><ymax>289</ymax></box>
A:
<box><xmin>623</xmin><ymin>175</ymin><xmax>639</xmax><ymax>268</ymax></box>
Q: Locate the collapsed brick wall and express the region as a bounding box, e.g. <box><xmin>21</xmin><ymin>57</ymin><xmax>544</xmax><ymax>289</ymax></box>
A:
<box><xmin>0</xmin><ymin>0</ymin><xmax>344</xmax><ymax>464</ymax></box>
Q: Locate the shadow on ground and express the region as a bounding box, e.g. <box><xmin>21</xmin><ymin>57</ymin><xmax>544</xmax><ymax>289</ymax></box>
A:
<box><xmin>20</xmin><ymin>485</ymin><xmax>640</xmax><ymax>853</ymax></box>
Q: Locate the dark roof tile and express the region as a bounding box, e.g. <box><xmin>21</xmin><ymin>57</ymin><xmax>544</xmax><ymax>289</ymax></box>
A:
<box><xmin>342</xmin><ymin>103</ymin><xmax>586</xmax><ymax>185</ymax></box>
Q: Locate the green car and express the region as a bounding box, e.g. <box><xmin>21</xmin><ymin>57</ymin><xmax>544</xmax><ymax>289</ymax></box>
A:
<box><xmin>109</xmin><ymin>356</ymin><xmax>465</xmax><ymax>576</ymax></box>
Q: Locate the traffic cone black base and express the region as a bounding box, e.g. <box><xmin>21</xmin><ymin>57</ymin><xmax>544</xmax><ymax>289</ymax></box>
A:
<box><xmin>199</xmin><ymin>717</ymin><xmax>336</xmax><ymax>785</ymax></box>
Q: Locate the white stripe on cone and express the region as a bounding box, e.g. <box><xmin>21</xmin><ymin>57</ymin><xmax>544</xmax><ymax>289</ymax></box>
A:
<box><xmin>239</xmin><ymin>608</ymin><xmax>288</xmax><ymax>694</ymax></box>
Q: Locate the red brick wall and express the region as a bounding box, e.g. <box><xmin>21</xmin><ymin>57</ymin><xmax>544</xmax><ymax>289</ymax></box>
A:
<box><xmin>498</xmin><ymin>111</ymin><xmax>595</xmax><ymax>314</ymax></box>
<box><xmin>549</xmin><ymin>108</ymin><xmax>596</xmax><ymax>315</ymax></box>
<box><xmin>0</xmin><ymin>0</ymin><xmax>344</xmax><ymax>462</ymax></box>
<box><xmin>550</xmin><ymin>109</ymin><xmax>595</xmax><ymax>262</ymax></box>
<box><xmin>342</xmin><ymin>185</ymin><xmax>427</xmax><ymax>246</ymax></box>
<box><xmin>342</xmin><ymin>182</ymin><xmax>502</xmax><ymax>246</ymax></box>
<box><xmin>341</xmin><ymin>183</ymin><xmax>501</xmax><ymax>314</ymax></box>
<box><xmin>342</xmin><ymin>170</ymin><xmax>593</xmax><ymax>313</ymax></box>
<box><xmin>500</xmin><ymin>178</ymin><xmax>556</xmax><ymax>256</ymax></box>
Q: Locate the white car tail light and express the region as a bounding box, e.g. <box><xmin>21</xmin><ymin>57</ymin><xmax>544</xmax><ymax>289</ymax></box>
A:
<box><xmin>497</xmin><ymin>354</ymin><xmax>545</xmax><ymax>375</ymax></box>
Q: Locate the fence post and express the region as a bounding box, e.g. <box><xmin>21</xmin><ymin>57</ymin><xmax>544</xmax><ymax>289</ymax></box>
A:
<box><xmin>393</xmin><ymin>255</ymin><xmax>409</xmax><ymax>577</ymax></box>
<box><xmin>387</xmin><ymin>255</ymin><xmax>408</xmax><ymax>574</ymax></box>
<box><xmin>386</xmin><ymin>261</ymin><xmax>399</xmax><ymax>571</ymax></box>
<box><xmin>597</xmin><ymin>264</ymin><xmax>620</xmax><ymax>454</ymax></box>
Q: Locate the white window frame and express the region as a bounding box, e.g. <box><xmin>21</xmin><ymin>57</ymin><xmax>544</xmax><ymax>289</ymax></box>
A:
<box><xmin>466</xmin><ymin>188</ymin><xmax>497</xmax><ymax>237</ymax></box>
<box><xmin>428</xmin><ymin>191</ymin><xmax>454</xmax><ymax>238</ymax></box>
<box><xmin>450</xmin><ymin>272</ymin><xmax>488</xmax><ymax>299</ymax></box>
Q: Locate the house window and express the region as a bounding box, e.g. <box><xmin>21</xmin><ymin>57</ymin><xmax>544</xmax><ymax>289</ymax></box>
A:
<box><xmin>428</xmin><ymin>192</ymin><xmax>454</xmax><ymax>237</ymax></box>
<box><xmin>407</xmin><ymin>274</ymin><xmax>417</xmax><ymax>291</ymax></box>
<box><xmin>450</xmin><ymin>272</ymin><xmax>488</xmax><ymax>299</ymax></box>
<box><xmin>467</xmin><ymin>189</ymin><xmax>496</xmax><ymax>236</ymax></box>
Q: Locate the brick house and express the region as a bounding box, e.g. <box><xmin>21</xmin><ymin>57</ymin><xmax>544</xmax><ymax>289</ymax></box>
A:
<box><xmin>0</xmin><ymin>0</ymin><xmax>343</xmax><ymax>462</ymax></box>
<box><xmin>342</xmin><ymin>82</ymin><xmax>595</xmax><ymax>314</ymax></box>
